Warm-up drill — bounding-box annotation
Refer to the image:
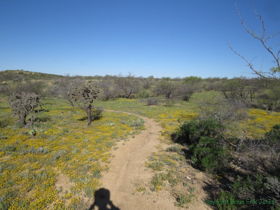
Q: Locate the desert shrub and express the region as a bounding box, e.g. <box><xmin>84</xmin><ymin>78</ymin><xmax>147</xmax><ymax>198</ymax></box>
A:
<box><xmin>52</xmin><ymin>150</ymin><xmax>67</xmax><ymax>161</ymax></box>
<box><xmin>234</xmin><ymin>124</ymin><xmax>280</xmax><ymax>176</ymax></box>
<box><xmin>166</xmin><ymin>145</ymin><xmax>181</xmax><ymax>153</ymax></box>
<box><xmin>238</xmin><ymin>125</ymin><xmax>280</xmax><ymax>176</ymax></box>
<box><xmin>90</xmin><ymin>107</ymin><xmax>103</xmax><ymax>121</ymax></box>
<box><xmin>190</xmin><ymin>137</ymin><xmax>227</xmax><ymax>173</ymax></box>
<box><xmin>146</xmin><ymin>98</ymin><xmax>158</xmax><ymax>106</ymax></box>
<box><xmin>215</xmin><ymin>174</ymin><xmax>280</xmax><ymax>210</ymax></box>
<box><xmin>230</xmin><ymin>174</ymin><xmax>265</xmax><ymax>201</ymax></box>
<box><xmin>92</xmin><ymin>169</ymin><xmax>101</xmax><ymax>178</ymax></box>
<box><xmin>165</xmin><ymin>100</ymin><xmax>174</xmax><ymax>107</ymax></box>
<box><xmin>257</xmin><ymin>84</ymin><xmax>280</xmax><ymax>112</ymax></box>
<box><xmin>174</xmin><ymin>118</ymin><xmax>228</xmax><ymax>173</ymax></box>
<box><xmin>35</xmin><ymin>115</ymin><xmax>51</xmax><ymax>122</ymax></box>
<box><xmin>215</xmin><ymin>124</ymin><xmax>280</xmax><ymax>210</ymax></box>
<box><xmin>173</xmin><ymin>192</ymin><xmax>193</xmax><ymax>207</ymax></box>
<box><xmin>137</xmin><ymin>90</ymin><xmax>151</xmax><ymax>98</ymax></box>
<box><xmin>174</xmin><ymin>118</ymin><xmax>224</xmax><ymax>145</ymax></box>
<box><xmin>146</xmin><ymin>161</ymin><xmax>165</xmax><ymax>171</ymax></box>
<box><xmin>150</xmin><ymin>172</ymin><xmax>171</xmax><ymax>191</ymax></box>
<box><xmin>265</xmin><ymin>176</ymin><xmax>280</xmax><ymax>206</ymax></box>
<box><xmin>130</xmin><ymin>118</ymin><xmax>145</xmax><ymax>128</ymax></box>
<box><xmin>197</xmin><ymin>97</ymin><xmax>248</xmax><ymax>126</ymax></box>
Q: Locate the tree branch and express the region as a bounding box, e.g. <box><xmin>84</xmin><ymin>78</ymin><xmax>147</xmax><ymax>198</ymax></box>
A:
<box><xmin>234</xmin><ymin>2</ymin><xmax>280</xmax><ymax>71</ymax></box>
<box><xmin>228</xmin><ymin>41</ymin><xmax>267</xmax><ymax>79</ymax></box>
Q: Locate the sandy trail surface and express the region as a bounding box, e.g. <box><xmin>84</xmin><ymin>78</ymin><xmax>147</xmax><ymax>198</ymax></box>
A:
<box><xmin>94</xmin><ymin>110</ymin><xmax>180</xmax><ymax>210</ymax></box>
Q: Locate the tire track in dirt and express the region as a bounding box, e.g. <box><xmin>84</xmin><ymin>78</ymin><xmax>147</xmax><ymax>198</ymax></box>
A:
<box><xmin>97</xmin><ymin>110</ymin><xmax>180</xmax><ymax>210</ymax></box>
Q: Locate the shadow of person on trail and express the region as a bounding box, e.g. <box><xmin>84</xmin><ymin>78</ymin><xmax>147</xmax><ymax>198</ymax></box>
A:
<box><xmin>89</xmin><ymin>188</ymin><xmax>120</xmax><ymax>210</ymax></box>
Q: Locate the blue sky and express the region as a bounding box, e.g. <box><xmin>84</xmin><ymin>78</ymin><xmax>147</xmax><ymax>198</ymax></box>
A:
<box><xmin>0</xmin><ymin>0</ymin><xmax>279</xmax><ymax>79</ymax></box>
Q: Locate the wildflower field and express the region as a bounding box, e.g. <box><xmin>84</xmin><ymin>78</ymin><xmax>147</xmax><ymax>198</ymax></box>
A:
<box><xmin>1</xmin><ymin>90</ymin><xmax>280</xmax><ymax>209</ymax></box>
<box><xmin>0</xmin><ymin>98</ymin><xmax>145</xmax><ymax>209</ymax></box>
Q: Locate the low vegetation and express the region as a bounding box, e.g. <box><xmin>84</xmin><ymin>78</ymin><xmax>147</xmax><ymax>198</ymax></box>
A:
<box><xmin>0</xmin><ymin>97</ymin><xmax>145</xmax><ymax>209</ymax></box>
<box><xmin>1</xmin><ymin>70</ymin><xmax>280</xmax><ymax>209</ymax></box>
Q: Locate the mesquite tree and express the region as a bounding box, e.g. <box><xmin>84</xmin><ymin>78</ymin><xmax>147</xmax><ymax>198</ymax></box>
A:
<box><xmin>71</xmin><ymin>83</ymin><xmax>99</xmax><ymax>126</ymax></box>
<box><xmin>153</xmin><ymin>80</ymin><xmax>177</xmax><ymax>99</ymax></box>
<box><xmin>176</xmin><ymin>83</ymin><xmax>199</xmax><ymax>101</ymax></box>
<box><xmin>94</xmin><ymin>80</ymin><xmax>119</xmax><ymax>100</ymax></box>
<box><xmin>115</xmin><ymin>73</ymin><xmax>141</xmax><ymax>98</ymax></box>
<box><xmin>9</xmin><ymin>92</ymin><xmax>42</xmax><ymax>128</ymax></box>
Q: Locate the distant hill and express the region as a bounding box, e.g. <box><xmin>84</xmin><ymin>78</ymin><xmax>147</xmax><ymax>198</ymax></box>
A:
<box><xmin>0</xmin><ymin>70</ymin><xmax>64</xmax><ymax>82</ymax></box>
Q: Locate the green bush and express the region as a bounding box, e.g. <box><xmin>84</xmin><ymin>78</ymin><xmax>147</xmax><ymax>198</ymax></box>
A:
<box><xmin>174</xmin><ymin>119</ymin><xmax>228</xmax><ymax>173</ymax></box>
<box><xmin>174</xmin><ymin>118</ymin><xmax>225</xmax><ymax>145</ymax></box>
<box><xmin>190</xmin><ymin>136</ymin><xmax>227</xmax><ymax>173</ymax></box>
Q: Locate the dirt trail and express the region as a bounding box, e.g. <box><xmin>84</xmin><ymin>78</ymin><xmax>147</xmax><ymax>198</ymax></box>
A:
<box><xmin>95</xmin><ymin>110</ymin><xmax>180</xmax><ymax>210</ymax></box>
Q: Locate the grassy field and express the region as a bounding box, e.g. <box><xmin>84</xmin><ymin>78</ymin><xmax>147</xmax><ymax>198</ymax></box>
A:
<box><xmin>1</xmin><ymin>90</ymin><xmax>280</xmax><ymax>209</ymax></box>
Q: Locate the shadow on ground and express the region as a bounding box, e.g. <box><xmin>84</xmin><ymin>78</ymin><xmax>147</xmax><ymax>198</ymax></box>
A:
<box><xmin>89</xmin><ymin>188</ymin><xmax>120</xmax><ymax>210</ymax></box>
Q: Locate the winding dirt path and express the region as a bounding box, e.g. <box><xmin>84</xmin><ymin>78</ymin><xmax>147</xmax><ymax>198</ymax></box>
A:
<box><xmin>97</xmin><ymin>110</ymin><xmax>180</xmax><ymax>210</ymax></box>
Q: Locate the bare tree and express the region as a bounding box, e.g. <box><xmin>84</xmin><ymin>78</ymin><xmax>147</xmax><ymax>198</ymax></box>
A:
<box><xmin>71</xmin><ymin>83</ymin><xmax>100</xmax><ymax>126</ymax></box>
<box><xmin>9</xmin><ymin>92</ymin><xmax>42</xmax><ymax>128</ymax></box>
<box><xmin>229</xmin><ymin>2</ymin><xmax>280</xmax><ymax>80</ymax></box>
